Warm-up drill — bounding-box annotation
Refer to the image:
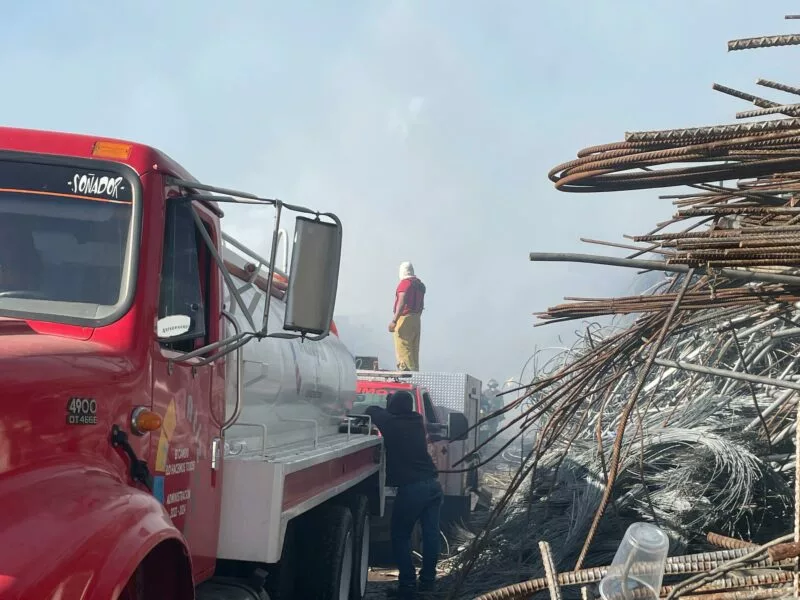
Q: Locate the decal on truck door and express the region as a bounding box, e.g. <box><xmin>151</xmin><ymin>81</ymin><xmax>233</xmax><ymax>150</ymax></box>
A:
<box><xmin>152</xmin><ymin>398</ymin><xmax>197</xmax><ymax>521</ymax></box>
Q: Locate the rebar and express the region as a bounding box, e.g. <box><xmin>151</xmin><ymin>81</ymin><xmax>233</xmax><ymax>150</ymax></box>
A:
<box><xmin>451</xmin><ymin>11</ymin><xmax>800</xmax><ymax>600</ymax></box>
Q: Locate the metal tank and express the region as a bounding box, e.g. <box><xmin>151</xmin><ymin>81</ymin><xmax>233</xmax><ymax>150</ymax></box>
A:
<box><xmin>221</xmin><ymin>247</ymin><xmax>357</xmax><ymax>455</ymax></box>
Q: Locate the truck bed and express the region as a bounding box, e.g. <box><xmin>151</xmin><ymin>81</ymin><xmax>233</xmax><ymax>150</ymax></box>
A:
<box><xmin>217</xmin><ymin>430</ymin><xmax>384</xmax><ymax>564</ymax></box>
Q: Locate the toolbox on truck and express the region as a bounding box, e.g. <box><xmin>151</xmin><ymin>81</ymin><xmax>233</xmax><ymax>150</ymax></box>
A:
<box><xmin>406</xmin><ymin>372</ymin><xmax>483</xmax><ymax>520</ymax></box>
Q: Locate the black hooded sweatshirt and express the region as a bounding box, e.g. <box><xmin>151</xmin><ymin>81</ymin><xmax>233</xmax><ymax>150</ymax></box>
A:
<box><xmin>365</xmin><ymin>391</ymin><xmax>438</xmax><ymax>487</ymax></box>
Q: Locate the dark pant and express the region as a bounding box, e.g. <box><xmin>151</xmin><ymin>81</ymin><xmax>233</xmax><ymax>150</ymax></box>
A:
<box><xmin>391</xmin><ymin>478</ymin><xmax>444</xmax><ymax>590</ymax></box>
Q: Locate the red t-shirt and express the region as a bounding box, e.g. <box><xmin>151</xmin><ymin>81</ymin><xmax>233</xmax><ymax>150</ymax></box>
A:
<box><xmin>394</xmin><ymin>277</ymin><xmax>425</xmax><ymax>316</ymax></box>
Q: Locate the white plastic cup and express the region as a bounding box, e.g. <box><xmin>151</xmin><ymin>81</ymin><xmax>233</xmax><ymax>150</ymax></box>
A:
<box><xmin>598</xmin><ymin>523</ymin><xmax>669</xmax><ymax>600</ymax></box>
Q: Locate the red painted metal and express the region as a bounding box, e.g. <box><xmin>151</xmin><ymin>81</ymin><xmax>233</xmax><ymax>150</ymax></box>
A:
<box><xmin>282</xmin><ymin>447</ymin><xmax>379</xmax><ymax>511</ymax></box>
<box><xmin>0</xmin><ymin>126</ymin><xmax>196</xmax><ymax>182</ymax></box>
<box><xmin>355</xmin><ymin>379</ymin><xmax>449</xmax><ymax>475</ymax></box>
<box><xmin>0</xmin><ymin>126</ymin><xmax>374</xmax><ymax>597</ymax></box>
<box><xmin>0</xmin><ymin>127</ymin><xmax>209</xmax><ymax>596</ymax></box>
<box><xmin>0</xmin><ymin>462</ymin><xmax>185</xmax><ymax>599</ymax></box>
<box><xmin>355</xmin><ymin>380</ymin><xmax>424</xmax><ymax>414</ymax></box>
<box><xmin>148</xmin><ymin>200</ymin><xmax>225</xmax><ymax>582</ymax></box>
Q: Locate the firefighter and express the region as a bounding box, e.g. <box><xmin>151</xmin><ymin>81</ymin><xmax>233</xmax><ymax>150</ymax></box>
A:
<box><xmin>479</xmin><ymin>379</ymin><xmax>504</xmax><ymax>444</ymax></box>
<box><xmin>365</xmin><ymin>391</ymin><xmax>443</xmax><ymax>598</ymax></box>
<box><xmin>389</xmin><ymin>261</ymin><xmax>426</xmax><ymax>371</ymax></box>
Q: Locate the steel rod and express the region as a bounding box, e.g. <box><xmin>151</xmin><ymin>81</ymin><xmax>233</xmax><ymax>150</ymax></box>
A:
<box><xmin>529</xmin><ymin>252</ymin><xmax>800</xmax><ymax>286</ymax></box>
<box><xmin>652</xmin><ymin>358</ymin><xmax>800</xmax><ymax>392</ymax></box>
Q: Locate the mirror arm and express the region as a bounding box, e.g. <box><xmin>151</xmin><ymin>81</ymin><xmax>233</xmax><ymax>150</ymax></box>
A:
<box><xmin>277</xmin><ymin>228</ymin><xmax>289</xmax><ymax>273</ymax></box>
<box><xmin>176</xmin><ymin>192</ymin><xmax>344</xmax><ymax>343</ymax></box>
<box><xmin>191</xmin><ymin>206</ymin><xmax>257</xmax><ymax>332</ymax></box>
<box><xmin>260</xmin><ymin>201</ymin><xmax>283</xmax><ymax>335</ymax></box>
<box><xmin>221</xmin><ymin>232</ymin><xmax>290</xmax><ymax>280</ymax></box>
<box><xmin>221</xmin><ymin>311</ymin><xmax>244</xmax><ymax>430</ymax></box>
<box><xmin>170</xmin><ymin>331</ymin><xmax>251</xmax><ymax>365</ymax></box>
<box><xmin>316</xmin><ymin>212</ymin><xmax>343</xmax><ymax>339</ymax></box>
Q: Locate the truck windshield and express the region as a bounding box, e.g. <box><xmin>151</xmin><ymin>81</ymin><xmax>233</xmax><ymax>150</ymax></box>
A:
<box><xmin>0</xmin><ymin>159</ymin><xmax>135</xmax><ymax>323</ymax></box>
<box><xmin>353</xmin><ymin>388</ymin><xmax>420</xmax><ymax>415</ymax></box>
<box><xmin>353</xmin><ymin>391</ymin><xmax>391</xmax><ymax>413</ymax></box>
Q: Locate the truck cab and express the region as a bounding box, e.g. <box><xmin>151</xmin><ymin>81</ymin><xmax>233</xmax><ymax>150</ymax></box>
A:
<box><xmin>0</xmin><ymin>127</ymin><xmax>384</xmax><ymax>600</ymax></box>
<box><xmin>353</xmin><ymin>371</ymin><xmax>477</xmax><ymax>556</ymax></box>
<box><xmin>353</xmin><ymin>378</ymin><xmax>449</xmax><ymax>471</ymax></box>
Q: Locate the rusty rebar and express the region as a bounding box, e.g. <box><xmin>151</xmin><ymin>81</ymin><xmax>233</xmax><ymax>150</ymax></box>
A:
<box><xmin>539</xmin><ymin>541</ymin><xmax>562</xmax><ymax>600</ymax></box>
<box><xmin>707</xmin><ymin>532</ymin><xmax>758</xmax><ymax>550</ymax></box>
<box><xmin>528</xmin><ymin>252</ymin><xmax>800</xmax><ymax>287</ymax></box>
<box><xmin>624</xmin><ymin>119</ymin><xmax>800</xmax><ymax>143</ymax></box>
<box><xmin>729</xmin><ymin>34</ymin><xmax>800</xmax><ymax>52</ymax></box>
<box><xmin>757</xmin><ymin>79</ymin><xmax>800</xmax><ymax>97</ymax></box>
<box><xmin>472</xmin><ymin>12</ymin><xmax>800</xmax><ymax>600</ymax></box>
<box><xmin>713</xmin><ymin>83</ymin><xmax>779</xmax><ymax>109</ymax></box>
<box><xmin>738</xmin><ymin>103</ymin><xmax>800</xmax><ymax>119</ymax></box>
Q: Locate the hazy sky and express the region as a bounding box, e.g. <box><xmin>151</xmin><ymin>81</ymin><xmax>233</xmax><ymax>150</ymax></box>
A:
<box><xmin>5</xmin><ymin>1</ymin><xmax>800</xmax><ymax>384</ymax></box>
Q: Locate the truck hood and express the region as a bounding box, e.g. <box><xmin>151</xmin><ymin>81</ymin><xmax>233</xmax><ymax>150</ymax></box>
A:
<box><xmin>0</xmin><ymin>317</ymin><xmax>96</xmax><ymax>360</ymax></box>
<box><xmin>0</xmin><ymin>322</ymin><xmax>160</xmax><ymax>598</ymax></box>
<box><xmin>0</xmin><ymin>318</ymin><xmax>143</xmax><ymax>478</ymax></box>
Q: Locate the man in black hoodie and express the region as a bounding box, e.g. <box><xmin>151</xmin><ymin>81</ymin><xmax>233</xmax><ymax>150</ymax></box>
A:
<box><xmin>366</xmin><ymin>391</ymin><xmax>443</xmax><ymax>598</ymax></box>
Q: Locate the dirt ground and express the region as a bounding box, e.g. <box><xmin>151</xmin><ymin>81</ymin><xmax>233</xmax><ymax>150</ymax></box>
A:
<box><xmin>363</xmin><ymin>439</ymin><xmax>513</xmax><ymax>599</ymax></box>
<box><xmin>365</xmin><ymin>568</ymin><xmax>398</xmax><ymax>598</ymax></box>
<box><xmin>365</xmin><ymin>566</ymin><xmax>457</xmax><ymax>598</ymax></box>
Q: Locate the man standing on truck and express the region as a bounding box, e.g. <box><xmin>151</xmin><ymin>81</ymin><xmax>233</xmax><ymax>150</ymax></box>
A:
<box><xmin>389</xmin><ymin>261</ymin><xmax>426</xmax><ymax>371</ymax></box>
<box><xmin>366</xmin><ymin>391</ymin><xmax>443</xmax><ymax>599</ymax></box>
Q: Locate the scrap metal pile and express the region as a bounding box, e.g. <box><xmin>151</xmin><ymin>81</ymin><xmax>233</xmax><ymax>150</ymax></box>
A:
<box><xmin>446</xmin><ymin>13</ymin><xmax>800</xmax><ymax>600</ymax></box>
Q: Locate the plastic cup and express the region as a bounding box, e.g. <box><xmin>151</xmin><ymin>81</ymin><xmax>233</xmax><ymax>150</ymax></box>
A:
<box><xmin>598</xmin><ymin>523</ymin><xmax>669</xmax><ymax>600</ymax></box>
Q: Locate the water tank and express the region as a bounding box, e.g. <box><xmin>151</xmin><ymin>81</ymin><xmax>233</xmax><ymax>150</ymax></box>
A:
<box><xmin>222</xmin><ymin>249</ymin><xmax>357</xmax><ymax>453</ymax></box>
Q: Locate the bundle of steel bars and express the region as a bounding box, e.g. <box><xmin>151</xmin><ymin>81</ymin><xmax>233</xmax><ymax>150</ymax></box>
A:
<box><xmin>442</xmin><ymin>12</ymin><xmax>800</xmax><ymax>600</ymax></box>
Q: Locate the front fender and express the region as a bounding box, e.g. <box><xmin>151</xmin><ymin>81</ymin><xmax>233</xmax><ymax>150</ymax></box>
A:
<box><xmin>0</xmin><ymin>463</ymin><xmax>189</xmax><ymax>600</ymax></box>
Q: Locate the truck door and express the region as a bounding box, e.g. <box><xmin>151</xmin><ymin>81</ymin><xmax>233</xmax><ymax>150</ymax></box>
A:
<box><xmin>421</xmin><ymin>390</ymin><xmax>449</xmax><ymax>479</ymax></box>
<box><xmin>150</xmin><ymin>193</ymin><xmax>224</xmax><ymax>581</ymax></box>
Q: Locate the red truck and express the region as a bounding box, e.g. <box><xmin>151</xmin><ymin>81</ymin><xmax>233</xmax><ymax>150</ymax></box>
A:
<box><xmin>0</xmin><ymin>127</ymin><xmax>385</xmax><ymax>600</ymax></box>
<box><xmin>353</xmin><ymin>370</ymin><xmax>478</xmax><ymax>552</ymax></box>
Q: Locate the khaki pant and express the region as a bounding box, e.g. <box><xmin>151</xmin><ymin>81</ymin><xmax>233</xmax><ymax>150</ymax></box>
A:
<box><xmin>394</xmin><ymin>313</ymin><xmax>421</xmax><ymax>371</ymax></box>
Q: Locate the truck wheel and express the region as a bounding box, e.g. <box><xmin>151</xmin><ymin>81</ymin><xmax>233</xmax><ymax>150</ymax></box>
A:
<box><xmin>119</xmin><ymin>568</ymin><xmax>144</xmax><ymax>600</ymax></box>
<box><xmin>348</xmin><ymin>495</ymin><xmax>371</xmax><ymax>600</ymax></box>
<box><xmin>308</xmin><ymin>505</ymin><xmax>355</xmax><ymax>600</ymax></box>
<box><xmin>264</xmin><ymin>518</ymin><xmax>299</xmax><ymax>599</ymax></box>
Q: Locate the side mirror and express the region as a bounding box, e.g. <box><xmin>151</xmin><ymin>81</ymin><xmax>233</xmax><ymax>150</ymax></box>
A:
<box><xmin>448</xmin><ymin>412</ymin><xmax>469</xmax><ymax>442</ymax></box>
<box><xmin>283</xmin><ymin>216</ymin><xmax>342</xmax><ymax>335</ymax></box>
<box><xmin>427</xmin><ymin>422</ymin><xmax>447</xmax><ymax>442</ymax></box>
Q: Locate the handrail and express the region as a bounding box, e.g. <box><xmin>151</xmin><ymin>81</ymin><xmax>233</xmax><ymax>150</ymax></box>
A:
<box><xmin>228</xmin><ymin>422</ymin><xmax>268</xmax><ymax>456</ymax></box>
<box><xmin>344</xmin><ymin>414</ymin><xmax>374</xmax><ymax>441</ymax></box>
<box><xmin>280</xmin><ymin>417</ymin><xmax>319</xmax><ymax>448</ymax></box>
<box><xmin>221</xmin><ymin>311</ymin><xmax>244</xmax><ymax>430</ymax></box>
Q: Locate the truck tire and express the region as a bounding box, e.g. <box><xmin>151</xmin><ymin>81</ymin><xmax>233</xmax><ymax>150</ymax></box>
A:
<box><xmin>264</xmin><ymin>518</ymin><xmax>299</xmax><ymax>600</ymax></box>
<box><xmin>196</xmin><ymin>579</ymin><xmax>270</xmax><ymax>600</ymax></box>
<box><xmin>119</xmin><ymin>566</ymin><xmax>145</xmax><ymax>600</ymax></box>
<box><xmin>348</xmin><ymin>495</ymin><xmax>370</xmax><ymax>600</ymax></box>
<box><xmin>307</xmin><ymin>505</ymin><xmax>355</xmax><ymax>600</ymax></box>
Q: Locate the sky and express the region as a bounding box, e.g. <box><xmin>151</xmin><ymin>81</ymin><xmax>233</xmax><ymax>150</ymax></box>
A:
<box><xmin>4</xmin><ymin>0</ymin><xmax>800</xmax><ymax>385</ymax></box>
